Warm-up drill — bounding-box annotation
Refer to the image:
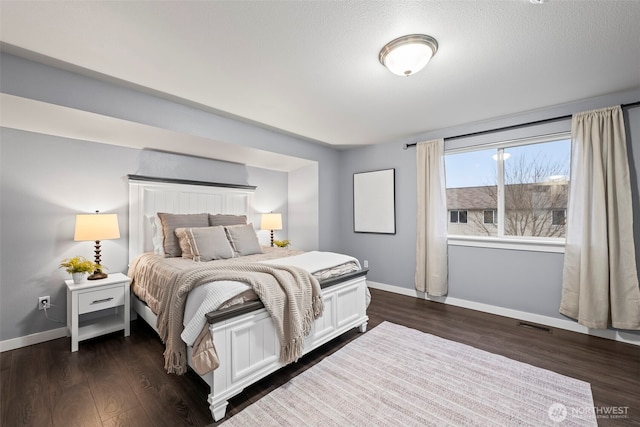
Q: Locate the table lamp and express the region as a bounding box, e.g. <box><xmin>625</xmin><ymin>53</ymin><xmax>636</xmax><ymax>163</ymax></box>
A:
<box><xmin>260</xmin><ymin>213</ymin><xmax>282</xmax><ymax>247</ymax></box>
<box><xmin>74</xmin><ymin>211</ymin><xmax>120</xmax><ymax>280</ymax></box>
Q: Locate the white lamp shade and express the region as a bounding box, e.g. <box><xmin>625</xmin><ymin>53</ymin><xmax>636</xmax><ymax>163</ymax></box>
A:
<box><xmin>74</xmin><ymin>213</ymin><xmax>120</xmax><ymax>241</ymax></box>
<box><xmin>260</xmin><ymin>213</ymin><xmax>282</xmax><ymax>230</ymax></box>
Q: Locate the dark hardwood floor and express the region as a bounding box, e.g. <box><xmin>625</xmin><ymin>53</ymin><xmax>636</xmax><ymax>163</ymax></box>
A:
<box><xmin>2</xmin><ymin>288</ymin><xmax>639</xmax><ymax>426</ymax></box>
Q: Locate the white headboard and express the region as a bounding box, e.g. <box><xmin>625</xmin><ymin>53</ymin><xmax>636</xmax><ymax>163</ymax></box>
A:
<box><xmin>128</xmin><ymin>175</ymin><xmax>256</xmax><ymax>263</ymax></box>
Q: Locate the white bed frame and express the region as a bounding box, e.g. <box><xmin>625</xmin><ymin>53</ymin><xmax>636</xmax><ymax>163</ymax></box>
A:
<box><xmin>128</xmin><ymin>175</ymin><xmax>369</xmax><ymax>421</ymax></box>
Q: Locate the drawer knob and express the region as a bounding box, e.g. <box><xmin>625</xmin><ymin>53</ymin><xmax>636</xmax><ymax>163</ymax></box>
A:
<box><xmin>91</xmin><ymin>297</ymin><xmax>114</xmax><ymax>304</ymax></box>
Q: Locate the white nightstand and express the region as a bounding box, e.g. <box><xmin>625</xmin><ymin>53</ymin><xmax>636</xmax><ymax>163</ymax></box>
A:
<box><xmin>65</xmin><ymin>272</ymin><xmax>131</xmax><ymax>352</ymax></box>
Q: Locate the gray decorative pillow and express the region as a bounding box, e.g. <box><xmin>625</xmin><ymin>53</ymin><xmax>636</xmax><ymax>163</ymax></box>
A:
<box><xmin>209</xmin><ymin>214</ymin><xmax>247</xmax><ymax>227</ymax></box>
<box><xmin>224</xmin><ymin>224</ymin><xmax>263</xmax><ymax>256</ymax></box>
<box><xmin>157</xmin><ymin>212</ymin><xmax>209</xmax><ymax>257</ymax></box>
<box><xmin>175</xmin><ymin>226</ymin><xmax>235</xmax><ymax>261</ymax></box>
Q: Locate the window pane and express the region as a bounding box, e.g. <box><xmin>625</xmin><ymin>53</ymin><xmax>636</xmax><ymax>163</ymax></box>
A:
<box><xmin>552</xmin><ymin>209</ymin><xmax>566</xmax><ymax>226</ymax></box>
<box><xmin>503</xmin><ymin>139</ymin><xmax>570</xmax><ymax>238</ymax></box>
<box><xmin>483</xmin><ymin>210</ymin><xmax>495</xmax><ymax>224</ymax></box>
<box><xmin>445</xmin><ymin>136</ymin><xmax>570</xmax><ymax>241</ymax></box>
<box><xmin>445</xmin><ymin>148</ymin><xmax>497</xmax><ymax>236</ymax></box>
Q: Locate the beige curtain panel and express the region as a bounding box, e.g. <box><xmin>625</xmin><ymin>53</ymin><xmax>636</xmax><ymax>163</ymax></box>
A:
<box><xmin>415</xmin><ymin>139</ymin><xmax>448</xmax><ymax>295</ymax></box>
<box><xmin>560</xmin><ymin>105</ymin><xmax>640</xmax><ymax>329</ymax></box>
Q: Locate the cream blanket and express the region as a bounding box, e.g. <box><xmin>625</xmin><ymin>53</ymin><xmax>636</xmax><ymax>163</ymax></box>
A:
<box><xmin>129</xmin><ymin>253</ymin><xmax>323</xmax><ymax>375</ymax></box>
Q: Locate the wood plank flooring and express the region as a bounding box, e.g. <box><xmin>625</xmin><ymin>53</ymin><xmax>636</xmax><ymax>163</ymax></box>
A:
<box><xmin>2</xmin><ymin>288</ymin><xmax>639</xmax><ymax>426</ymax></box>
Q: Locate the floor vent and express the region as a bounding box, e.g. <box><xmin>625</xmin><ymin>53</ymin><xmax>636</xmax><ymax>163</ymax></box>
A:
<box><xmin>518</xmin><ymin>321</ymin><xmax>552</xmax><ymax>333</ymax></box>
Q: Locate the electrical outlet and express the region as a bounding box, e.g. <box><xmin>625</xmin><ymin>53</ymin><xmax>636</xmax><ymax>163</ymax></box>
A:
<box><xmin>363</xmin><ymin>260</ymin><xmax>369</xmax><ymax>268</ymax></box>
<box><xmin>38</xmin><ymin>296</ymin><xmax>51</xmax><ymax>310</ymax></box>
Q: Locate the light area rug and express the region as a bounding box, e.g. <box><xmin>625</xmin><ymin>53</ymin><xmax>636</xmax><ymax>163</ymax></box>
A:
<box><xmin>220</xmin><ymin>321</ymin><xmax>597</xmax><ymax>426</ymax></box>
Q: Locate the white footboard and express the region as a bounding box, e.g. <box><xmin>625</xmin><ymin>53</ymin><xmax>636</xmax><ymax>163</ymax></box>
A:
<box><xmin>201</xmin><ymin>275</ymin><xmax>369</xmax><ymax>421</ymax></box>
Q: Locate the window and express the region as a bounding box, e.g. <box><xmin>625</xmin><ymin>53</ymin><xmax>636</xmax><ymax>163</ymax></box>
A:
<box><xmin>445</xmin><ymin>134</ymin><xmax>570</xmax><ymax>242</ymax></box>
<box><xmin>450</xmin><ymin>210</ymin><xmax>468</xmax><ymax>223</ymax></box>
<box><xmin>552</xmin><ymin>209</ymin><xmax>566</xmax><ymax>226</ymax></box>
<box><xmin>483</xmin><ymin>210</ymin><xmax>496</xmax><ymax>224</ymax></box>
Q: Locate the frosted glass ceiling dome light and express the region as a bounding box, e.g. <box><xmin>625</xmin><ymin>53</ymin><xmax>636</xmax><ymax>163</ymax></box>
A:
<box><xmin>379</xmin><ymin>34</ymin><xmax>438</xmax><ymax>76</ymax></box>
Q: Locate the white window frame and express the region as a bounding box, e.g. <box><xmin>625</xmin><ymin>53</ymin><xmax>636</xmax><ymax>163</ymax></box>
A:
<box><xmin>446</xmin><ymin>132</ymin><xmax>570</xmax><ymax>253</ymax></box>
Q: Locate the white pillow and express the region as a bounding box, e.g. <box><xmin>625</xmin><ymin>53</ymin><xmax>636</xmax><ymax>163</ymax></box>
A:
<box><xmin>146</xmin><ymin>215</ymin><xmax>165</xmax><ymax>256</ymax></box>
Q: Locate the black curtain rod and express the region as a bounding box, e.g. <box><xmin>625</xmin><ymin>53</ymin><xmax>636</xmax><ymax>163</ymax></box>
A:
<box><xmin>403</xmin><ymin>101</ymin><xmax>640</xmax><ymax>149</ymax></box>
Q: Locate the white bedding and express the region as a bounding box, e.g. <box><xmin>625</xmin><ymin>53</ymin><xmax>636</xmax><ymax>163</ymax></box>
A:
<box><xmin>181</xmin><ymin>252</ymin><xmax>361</xmax><ymax>346</ymax></box>
<box><xmin>261</xmin><ymin>251</ymin><xmax>360</xmax><ymax>273</ymax></box>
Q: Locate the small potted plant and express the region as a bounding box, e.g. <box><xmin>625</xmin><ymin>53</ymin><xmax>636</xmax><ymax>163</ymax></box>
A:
<box><xmin>59</xmin><ymin>256</ymin><xmax>97</xmax><ymax>284</ymax></box>
<box><xmin>273</xmin><ymin>239</ymin><xmax>291</xmax><ymax>248</ymax></box>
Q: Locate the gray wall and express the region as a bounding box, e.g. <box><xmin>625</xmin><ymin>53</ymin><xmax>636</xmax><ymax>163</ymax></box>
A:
<box><xmin>340</xmin><ymin>90</ymin><xmax>640</xmax><ymax>333</ymax></box>
<box><xmin>0</xmin><ymin>130</ymin><xmax>291</xmax><ymax>341</ymax></box>
<box><xmin>288</xmin><ymin>164</ymin><xmax>320</xmax><ymax>251</ymax></box>
<box><xmin>0</xmin><ymin>53</ymin><xmax>342</xmax><ymax>250</ymax></box>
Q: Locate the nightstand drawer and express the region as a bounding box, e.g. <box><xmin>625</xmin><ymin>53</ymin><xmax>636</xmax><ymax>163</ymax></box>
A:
<box><xmin>78</xmin><ymin>286</ymin><xmax>124</xmax><ymax>314</ymax></box>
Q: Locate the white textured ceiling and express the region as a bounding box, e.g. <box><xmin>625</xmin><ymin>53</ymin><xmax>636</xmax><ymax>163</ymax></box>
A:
<box><xmin>1</xmin><ymin>1</ymin><xmax>639</xmax><ymax>148</ymax></box>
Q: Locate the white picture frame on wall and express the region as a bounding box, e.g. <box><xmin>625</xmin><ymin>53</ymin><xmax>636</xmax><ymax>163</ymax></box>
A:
<box><xmin>353</xmin><ymin>168</ymin><xmax>396</xmax><ymax>234</ymax></box>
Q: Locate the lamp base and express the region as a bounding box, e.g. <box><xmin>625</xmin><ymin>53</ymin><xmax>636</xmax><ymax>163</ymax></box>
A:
<box><xmin>88</xmin><ymin>271</ymin><xmax>108</xmax><ymax>280</ymax></box>
<box><xmin>89</xmin><ymin>242</ymin><xmax>107</xmax><ymax>280</ymax></box>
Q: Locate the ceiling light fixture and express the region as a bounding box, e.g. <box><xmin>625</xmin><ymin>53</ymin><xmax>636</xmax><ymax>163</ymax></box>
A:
<box><xmin>379</xmin><ymin>34</ymin><xmax>438</xmax><ymax>77</ymax></box>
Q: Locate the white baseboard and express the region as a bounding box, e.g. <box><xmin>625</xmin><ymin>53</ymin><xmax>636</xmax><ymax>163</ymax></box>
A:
<box><xmin>0</xmin><ymin>327</ymin><xmax>68</xmax><ymax>352</ymax></box>
<box><xmin>366</xmin><ymin>281</ymin><xmax>640</xmax><ymax>347</ymax></box>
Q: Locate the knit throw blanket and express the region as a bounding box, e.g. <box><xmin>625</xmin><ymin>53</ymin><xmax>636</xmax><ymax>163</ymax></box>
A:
<box><xmin>129</xmin><ymin>253</ymin><xmax>323</xmax><ymax>375</ymax></box>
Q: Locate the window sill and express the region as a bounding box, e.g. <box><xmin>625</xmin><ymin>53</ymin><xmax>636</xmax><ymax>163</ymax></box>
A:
<box><xmin>448</xmin><ymin>235</ymin><xmax>565</xmax><ymax>253</ymax></box>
